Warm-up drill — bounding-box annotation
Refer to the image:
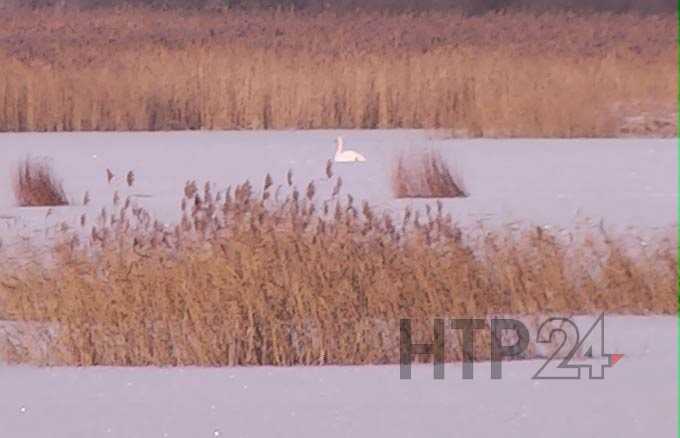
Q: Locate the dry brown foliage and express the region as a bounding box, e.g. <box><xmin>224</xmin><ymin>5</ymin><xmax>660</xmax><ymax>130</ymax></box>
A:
<box><xmin>0</xmin><ymin>9</ymin><xmax>675</xmax><ymax>135</ymax></box>
<box><xmin>11</xmin><ymin>157</ymin><xmax>69</xmax><ymax>207</ymax></box>
<box><xmin>0</xmin><ymin>171</ymin><xmax>674</xmax><ymax>366</ymax></box>
<box><xmin>392</xmin><ymin>150</ymin><xmax>466</xmax><ymax>198</ymax></box>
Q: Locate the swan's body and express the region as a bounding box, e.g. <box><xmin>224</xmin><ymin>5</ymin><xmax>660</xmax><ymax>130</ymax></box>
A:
<box><xmin>334</xmin><ymin>136</ymin><xmax>366</xmax><ymax>162</ymax></box>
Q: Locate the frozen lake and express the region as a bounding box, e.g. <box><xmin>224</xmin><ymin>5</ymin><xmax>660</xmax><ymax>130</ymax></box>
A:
<box><xmin>0</xmin><ymin>131</ymin><xmax>675</xmax><ymax>436</ymax></box>
<box><xmin>0</xmin><ymin>130</ymin><xmax>676</xmax><ymax>241</ymax></box>
<box><xmin>0</xmin><ymin>315</ymin><xmax>675</xmax><ymax>438</ymax></box>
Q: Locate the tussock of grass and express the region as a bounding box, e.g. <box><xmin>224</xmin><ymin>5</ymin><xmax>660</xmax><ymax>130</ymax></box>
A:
<box><xmin>0</xmin><ymin>9</ymin><xmax>675</xmax><ymax>136</ymax></box>
<box><xmin>0</xmin><ymin>170</ymin><xmax>674</xmax><ymax>366</ymax></box>
<box><xmin>392</xmin><ymin>150</ymin><xmax>466</xmax><ymax>198</ymax></box>
<box><xmin>11</xmin><ymin>157</ymin><xmax>68</xmax><ymax>207</ymax></box>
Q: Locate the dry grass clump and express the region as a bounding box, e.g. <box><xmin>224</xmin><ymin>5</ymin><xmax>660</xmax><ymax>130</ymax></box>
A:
<box><xmin>392</xmin><ymin>150</ymin><xmax>466</xmax><ymax>198</ymax></box>
<box><xmin>0</xmin><ymin>169</ymin><xmax>674</xmax><ymax>366</ymax></box>
<box><xmin>11</xmin><ymin>157</ymin><xmax>68</xmax><ymax>207</ymax></box>
<box><xmin>0</xmin><ymin>9</ymin><xmax>675</xmax><ymax>135</ymax></box>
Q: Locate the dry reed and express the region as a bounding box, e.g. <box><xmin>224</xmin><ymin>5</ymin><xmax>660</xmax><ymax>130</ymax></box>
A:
<box><xmin>0</xmin><ymin>9</ymin><xmax>675</xmax><ymax>136</ymax></box>
<box><xmin>392</xmin><ymin>150</ymin><xmax>466</xmax><ymax>198</ymax></box>
<box><xmin>0</xmin><ymin>170</ymin><xmax>674</xmax><ymax>366</ymax></box>
<box><xmin>11</xmin><ymin>157</ymin><xmax>69</xmax><ymax>207</ymax></box>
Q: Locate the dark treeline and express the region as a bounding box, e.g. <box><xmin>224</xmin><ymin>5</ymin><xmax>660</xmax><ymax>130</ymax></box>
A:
<box><xmin>2</xmin><ymin>0</ymin><xmax>676</xmax><ymax>14</ymax></box>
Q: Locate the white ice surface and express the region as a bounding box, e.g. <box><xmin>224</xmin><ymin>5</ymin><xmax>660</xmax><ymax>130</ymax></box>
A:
<box><xmin>0</xmin><ymin>132</ymin><xmax>676</xmax><ymax>436</ymax></box>
<box><xmin>0</xmin><ymin>316</ymin><xmax>675</xmax><ymax>438</ymax></box>
<box><xmin>0</xmin><ymin>131</ymin><xmax>675</xmax><ymax>240</ymax></box>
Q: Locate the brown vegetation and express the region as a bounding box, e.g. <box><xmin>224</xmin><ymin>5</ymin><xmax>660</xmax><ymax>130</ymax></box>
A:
<box><xmin>11</xmin><ymin>157</ymin><xmax>69</xmax><ymax>207</ymax></box>
<box><xmin>392</xmin><ymin>150</ymin><xmax>466</xmax><ymax>198</ymax></box>
<box><xmin>2</xmin><ymin>0</ymin><xmax>675</xmax><ymax>14</ymax></box>
<box><xmin>0</xmin><ymin>8</ymin><xmax>675</xmax><ymax>135</ymax></box>
<box><xmin>0</xmin><ymin>170</ymin><xmax>674</xmax><ymax>366</ymax></box>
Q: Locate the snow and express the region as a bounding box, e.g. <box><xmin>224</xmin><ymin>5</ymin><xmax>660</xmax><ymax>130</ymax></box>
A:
<box><xmin>0</xmin><ymin>131</ymin><xmax>675</xmax><ymax>243</ymax></box>
<box><xmin>0</xmin><ymin>316</ymin><xmax>675</xmax><ymax>437</ymax></box>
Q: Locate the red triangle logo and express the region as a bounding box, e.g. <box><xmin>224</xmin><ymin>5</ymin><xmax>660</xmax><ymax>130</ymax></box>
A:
<box><xmin>610</xmin><ymin>353</ymin><xmax>624</xmax><ymax>367</ymax></box>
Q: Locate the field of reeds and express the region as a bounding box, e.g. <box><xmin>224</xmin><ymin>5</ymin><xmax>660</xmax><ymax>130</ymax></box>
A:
<box><xmin>0</xmin><ymin>8</ymin><xmax>675</xmax><ymax>136</ymax></box>
<box><xmin>0</xmin><ymin>164</ymin><xmax>675</xmax><ymax>366</ymax></box>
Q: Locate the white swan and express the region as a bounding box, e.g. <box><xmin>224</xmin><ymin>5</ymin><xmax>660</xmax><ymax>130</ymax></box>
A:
<box><xmin>334</xmin><ymin>136</ymin><xmax>366</xmax><ymax>162</ymax></box>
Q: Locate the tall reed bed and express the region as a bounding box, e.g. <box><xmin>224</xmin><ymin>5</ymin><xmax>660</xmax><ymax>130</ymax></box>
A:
<box><xmin>0</xmin><ymin>171</ymin><xmax>675</xmax><ymax>366</ymax></box>
<box><xmin>0</xmin><ymin>9</ymin><xmax>675</xmax><ymax>135</ymax></box>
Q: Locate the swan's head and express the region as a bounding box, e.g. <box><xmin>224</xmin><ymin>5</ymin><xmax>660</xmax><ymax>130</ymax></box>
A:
<box><xmin>335</xmin><ymin>136</ymin><xmax>344</xmax><ymax>152</ymax></box>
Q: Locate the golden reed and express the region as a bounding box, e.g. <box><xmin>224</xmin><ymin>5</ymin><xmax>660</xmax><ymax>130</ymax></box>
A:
<box><xmin>0</xmin><ymin>171</ymin><xmax>674</xmax><ymax>366</ymax></box>
<box><xmin>0</xmin><ymin>8</ymin><xmax>675</xmax><ymax>135</ymax></box>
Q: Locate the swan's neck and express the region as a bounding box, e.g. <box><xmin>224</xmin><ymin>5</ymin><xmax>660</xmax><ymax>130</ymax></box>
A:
<box><xmin>336</xmin><ymin>137</ymin><xmax>343</xmax><ymax>153</ymax></box>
